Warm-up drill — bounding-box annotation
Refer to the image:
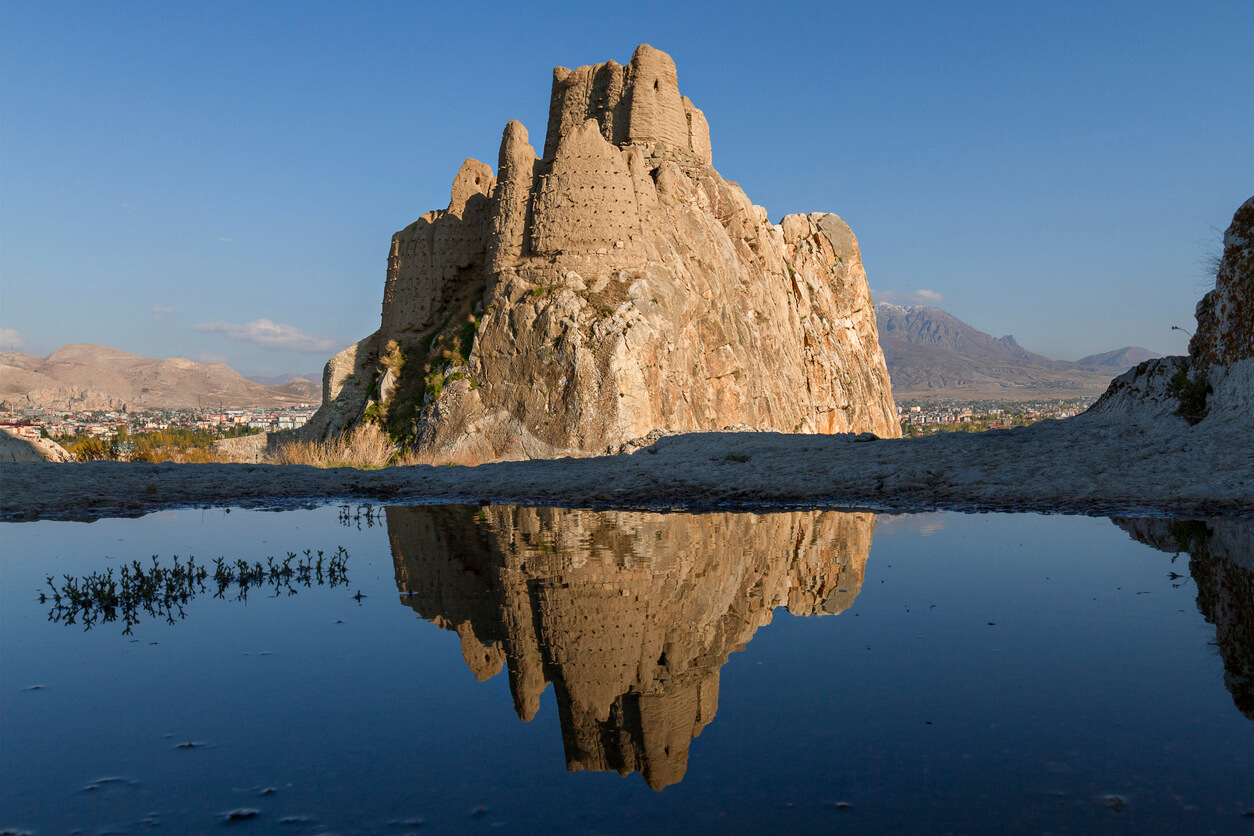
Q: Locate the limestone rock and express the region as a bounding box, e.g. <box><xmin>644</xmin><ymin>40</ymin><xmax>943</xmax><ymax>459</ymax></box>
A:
<box><xmin>1191</xmin><ymin>197</ymin><xmax>1254</xmax><ymax>367</ymax></box>
<box><xmin>0</xmin><ymin>428</ymin><xmax>73</xmax><ymax>463</ymax></box>
<box><xmin>304</xmin><ymin>45</ymin><xmax>899</xmax><ymax>463</ymax></box>
<box><xmin>288</xmin><ymin>331</ymin><xmax>380</xmax><ymax>441</ymax></box>
<box><xmin>386</xmin><ymin>505</ymin><xmax>875</xmax><ymax>789</ymax></box>
<box><xmin>1087</xmin><ymin>196</ymin><xmax>1254</xmax><ymax>427</ymax></box>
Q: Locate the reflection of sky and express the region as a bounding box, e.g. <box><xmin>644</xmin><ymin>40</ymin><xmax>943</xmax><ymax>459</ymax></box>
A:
<box><xmin>2</xmin><ymin>508</ymin><xmax>1251</xmax><ymax>833</ymax></box>
<box><xmin>872</xmin><ymin>511</ymin><xmax>946</xmax><ymax>536</ymax></box>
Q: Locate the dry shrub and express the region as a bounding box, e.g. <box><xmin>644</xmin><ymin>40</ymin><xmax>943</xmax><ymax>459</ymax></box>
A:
<box><xmin>134</xmin><ymin>447</ymin><xmax>229</xmax><ymax>464</ymax></box>
<box><xmin>267</xmin><ymin>424</ymin><xmax>397</xmax><ymax>469</ymax></box>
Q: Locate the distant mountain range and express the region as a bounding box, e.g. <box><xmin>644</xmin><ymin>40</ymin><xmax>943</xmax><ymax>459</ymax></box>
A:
<box><xmin>245</xmin><ymin>372</ymin><xmax>321</xmax><ymax>386</ymax></box>
<box><xmin>0</xmin><ymin>344</ymin><xmax>322</xmax><ymax>411</ymax></box>
<box><xmin>874</xmin><ymin>304</ymin><xmax>1161</xmax><ymax>400</ymax></box>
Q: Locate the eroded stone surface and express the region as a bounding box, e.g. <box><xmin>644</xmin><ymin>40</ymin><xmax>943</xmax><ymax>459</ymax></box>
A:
<box><xmin>1088</xmin><ymin>196</ymin><xmax>1254</xmax><ymax>426</ymax></box>
<box><xmin>300</xmin><ymin>45</ymin><xmax>898</xmax><ymax>461</ymax></box>
<box><xmin>387</xmin><ymin>505</ymin><xmax>873</xmax><ymax>789</ymax></box>
<box><xmin>1192</xmin><ymin>196</ymin><xmax>1254</xmax><ymax>367</ymax></box>
<box><xmin>0</xmin><ymin>428</ymin><xmax>72</xmax><ymax>463</ymax></box>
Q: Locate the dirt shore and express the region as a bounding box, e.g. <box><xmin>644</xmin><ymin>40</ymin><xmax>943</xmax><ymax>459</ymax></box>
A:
<box><xmin>3</xmin><ymin>410</ymin><xmax>1251</xmax><ymax>522</ymax></box>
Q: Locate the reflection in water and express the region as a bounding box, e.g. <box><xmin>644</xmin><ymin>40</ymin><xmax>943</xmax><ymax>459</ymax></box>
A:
<box><xmin>43</xmin><ymin>548</ymin><xmax>351</xmax><ymax>633</ymax></box>
<box><xmin>1117</xmin><ymin>518</ymin><xmax>1254</xmax><ymax>720</ymax></box>
<box><xmin>386</xmin><ymin>506</ymin><xmax>875</xmax><ymax>789</ymax></box>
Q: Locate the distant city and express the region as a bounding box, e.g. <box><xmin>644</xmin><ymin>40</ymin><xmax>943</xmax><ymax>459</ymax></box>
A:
<box><xmin>2</xmin><ymin>398</ymin><xmax>1093</xmax><ymax>448</ymax></box>
<box><xmin>0</xmin><ymin>405</ymin><xmax>319</xmax><ymax>444</ymax></box>
<box><xmin>895</xmin><ymin>397</ymin><xmax>1094</xmax><ymax>436</ymax></box>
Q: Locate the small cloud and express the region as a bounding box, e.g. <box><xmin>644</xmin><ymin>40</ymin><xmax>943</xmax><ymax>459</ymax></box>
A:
<box><xmin>151</xmin><ymin>306</ymin><xmax>173</xmax><ymax>321</ymax></box>
<box><xmin>216</xmin><ymin>237</ymin><xmax>232</xmax><ymax>243</ymax></box>
<box><xmin>194</xmin><ymin>319</ymin><xmax>340</xmax><ymax>353</ymax></box>
<box><xmin>871</xmin><ymin>289</ymin><xmax>946</xmax><ymax>306</ymax></box>
<box><xmin>1118</xmin><ymin>282</ymin><xmax>1140</xmax><ymax>292</ymax></box>
<box><xmin>0</xmin><ymin>327</ymin><xmax>25</xmax><ymax>349</ymax></box>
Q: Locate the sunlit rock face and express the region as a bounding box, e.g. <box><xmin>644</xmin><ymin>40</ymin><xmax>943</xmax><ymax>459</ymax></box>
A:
<box><xmin>299</xmin><ymin>44</ymin><xmax>899</xmax><ymax>460</ymax></box>
<box><xmin>386</xmin><ymin>506</ymin><xmax>875</xmax><ymax>789</ymax></box>
<box><xmin>1117</xmin><ymin>517</ymin><xmax>1254</xmax><ymax>720</ymax></box>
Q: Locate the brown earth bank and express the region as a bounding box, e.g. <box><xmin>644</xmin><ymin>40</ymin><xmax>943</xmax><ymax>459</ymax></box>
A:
<box><xmin>3</xmin><ymin>407</ymin><xmax>1250</xmax><ymax>521</ymax></box>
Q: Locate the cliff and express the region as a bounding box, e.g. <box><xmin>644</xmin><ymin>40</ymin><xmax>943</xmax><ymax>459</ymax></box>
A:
<box><xmin>386</xmin><ymin>505</ymin><xmax>874</xmax><ymax>789</ymax></box>
<box><xmin>1087</xmin><ymin>195</ymin><xmax>1254</xmax><ymax>426</ymax></box>
<box><xmin>299</xmin><ymin>45</ymin><xmax>898</xmax><ymax>462</ymax></box>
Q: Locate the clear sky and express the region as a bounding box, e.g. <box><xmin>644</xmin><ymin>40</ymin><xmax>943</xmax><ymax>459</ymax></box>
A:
<box><xmin>3</xmin><ymin>0</ymin><xmax>1251</xmax><ymax>376</ymax></box>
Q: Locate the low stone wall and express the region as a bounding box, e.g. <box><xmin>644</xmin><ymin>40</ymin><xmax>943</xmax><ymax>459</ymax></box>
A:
<box><xmin>211</xmin><ymin>433</ymin><xmax>271</xmax><ymax>464</ymax></box>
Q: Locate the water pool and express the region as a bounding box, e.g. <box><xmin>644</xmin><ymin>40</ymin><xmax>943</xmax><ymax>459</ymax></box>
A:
<box><xmin>2</xmin><ymin>507</ymin><xmax>1250</xmax><ymax>833</ymax></box>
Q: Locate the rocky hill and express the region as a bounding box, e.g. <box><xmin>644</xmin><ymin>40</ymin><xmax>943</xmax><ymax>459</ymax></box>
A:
<box><xmin>875</xmin><ymin>303</ymin><xmax>1139</xmax><ymax>400</ymax></box>
<box><xmin>1074</xmin><ymin>346</ymin><xmax>1161</xmax><ymax>370</ymax></box>
<box><xmin>297</xmin><ymin>44</ymin><xmax>899</xmax><ymax>462</ymax></box>
<box><xmin>1088</xmin><ymin>195</ymin><xmax>1253</xmax><ymax>425</ymax></box>
<box><xmin>0</xmin><ymin>344</ymin><xmax>321</xmax><ymax>411</ymax></box>
<box><xmin>245</xmin><ymin>372</ymin><xmax>320</xmax><ymax>386</ymax></box>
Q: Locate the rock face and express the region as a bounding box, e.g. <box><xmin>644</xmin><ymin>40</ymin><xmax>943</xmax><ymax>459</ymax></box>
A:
<box><xmin>387</xmin><ymin>505</ymin><xmax>874</xmax><ymax>789</ymax></box>
<box><xmin>1191</xmin><ymin>197</ymin><xmax>1254</xmax><ymax>367</ymax></box>
<box><xmin>0</xmin><ymin>428</ymin><xmax>73</xmax><ymax>463</ymax></box>
<box><xmin>1087</xmin><ymin>195</ymin><xmax>1254</xmax><ymax>425</ymax></box>
<box><xmin>301</xmin><ymin>45</ymin><xmax>898</xmax><ymax>462</ymax></box>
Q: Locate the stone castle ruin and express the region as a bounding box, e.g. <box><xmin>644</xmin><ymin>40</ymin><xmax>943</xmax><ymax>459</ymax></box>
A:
<box><xmin>300</xmin><ymin>45</ymin><xmax>899</xmax><ymax>462</ymax></box>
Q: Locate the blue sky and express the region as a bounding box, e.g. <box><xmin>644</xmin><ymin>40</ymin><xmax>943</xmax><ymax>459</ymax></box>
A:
<box><xmin>3</xmin><ymin>0</ymin><xmax>1251</xmax><ymax>375</ymax></box>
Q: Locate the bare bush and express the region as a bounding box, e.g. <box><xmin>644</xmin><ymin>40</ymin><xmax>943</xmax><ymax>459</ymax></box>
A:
<box><xmin>267</xmin><ymin>424</ymin><xmax>397</xmax><ymax>469</ymax></box>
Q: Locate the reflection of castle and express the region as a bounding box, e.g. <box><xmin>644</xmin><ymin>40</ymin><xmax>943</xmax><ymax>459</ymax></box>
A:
<box><xmin>386</xmin><ymin>506</ymin><xmax>875</xmax><ymax>789</ymax></box>
<box><xmin>1117</xmin><ymin>517</ymin><xmax>1254</xmax><ymax>720</ymax></box>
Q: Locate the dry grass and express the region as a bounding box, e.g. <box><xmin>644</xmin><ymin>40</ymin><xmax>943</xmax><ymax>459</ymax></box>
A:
<box><xmin>267</xmin><ymin>424</ymin><xmax>397</xmax><ymax>469</ymax></box>
<box><xmin>133</xmin><ymin>447</ymin><xmax>230</xmax><ymax>464</ymax></box>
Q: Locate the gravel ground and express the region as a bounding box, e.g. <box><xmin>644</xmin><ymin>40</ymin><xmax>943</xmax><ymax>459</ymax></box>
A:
<box><xmin>2</xmin><ymin>411</ymin><xmax>1251</xmax><ymax>522</ymax></box>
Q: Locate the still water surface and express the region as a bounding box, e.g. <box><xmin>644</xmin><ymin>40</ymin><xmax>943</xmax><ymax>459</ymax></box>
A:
<box><xmin>2</xmin><ymin>506</ymin><xmax>1251</xmax><ymax>834</ymax></box>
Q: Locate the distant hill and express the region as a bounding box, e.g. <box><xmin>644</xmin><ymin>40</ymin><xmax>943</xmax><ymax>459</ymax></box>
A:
<box><xmin>874</xmin><ymin>304</ymin><xmax>1149</xmax><ymax>401</ymax></box>
<box><xmin>1073</xmin><ymin>346</ymin><xmax>1161</xmax><ymax>370</ymax></box>
<box><xmin>246</xmin><ymin>372</ymin><xmax>321</xmax><ymax>386</ymax></box>
<box><xmin>0</xmin><ymin>344</ymin><xmax>322</xmax><ymax>411</ymax></box>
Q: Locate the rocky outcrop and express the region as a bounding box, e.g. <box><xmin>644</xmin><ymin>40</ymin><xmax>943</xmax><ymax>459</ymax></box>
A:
<box><xmin>1191</xmin><ymin>197</ymin><xmax>1254</xmax><ymax>367</ymax></box>
<box><xmin>386</xmin><ymin>505</ymin><xmax>874</xmax><ymax>789</ymax></box>
<box><xmin>300</xmin><ymin>45</ymin><xmax>898</xmax><ymax>461</ymax></box>
<box><xmin>1087</xmin><ymin>196</ymin><xmax>1254</xmax><ymax>426</ymax></box>
<box><xmin>0</xmin><ymin>428</ymin><xmax>73</xmax><ymax>462</ymax></box>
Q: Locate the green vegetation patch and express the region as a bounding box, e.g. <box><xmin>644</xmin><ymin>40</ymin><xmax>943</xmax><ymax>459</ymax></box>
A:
<box><xmin>374</xmin><ymin>306</ymin><xmax>481</xmax><ymax>445</ymax></box>
<box><xmin>1166</xmin><ymin>360</ymin><xmax>1210</xmax><ymax>425</ymax></box>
